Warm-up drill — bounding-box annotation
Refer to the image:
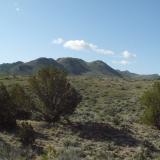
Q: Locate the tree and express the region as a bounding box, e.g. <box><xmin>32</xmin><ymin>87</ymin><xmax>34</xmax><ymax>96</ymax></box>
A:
<box><xmin>141</xmin><ymin>82</ymin><xmax>160</xmax><ymax>128</ymax></box>
<box><xmin>0</xmin><ymin>83</ymin><xmax>16</xmax><ymax>129</ymax></box>
<box><xmin>28</xmin><ymin>68</ymin><xmax>82</xmax><ymax>123</ymax></box>
<box><xmin>9</xmin><ymin>84</ymin><xmax>33</xmax><ymax>120</ymax></box>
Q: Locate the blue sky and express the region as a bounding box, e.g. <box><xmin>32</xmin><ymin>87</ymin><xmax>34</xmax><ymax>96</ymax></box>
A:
<box><xmin>0</xmin><ymin>0</ymin><xmax>160</xmax><ymax>74</ymax></box>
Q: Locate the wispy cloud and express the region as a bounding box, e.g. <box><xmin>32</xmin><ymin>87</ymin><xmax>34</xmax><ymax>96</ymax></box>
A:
<box><xmin>15</xmin><ymin>7</ymin><xmax>21</xmax><ymax>12</ymax></box>
<box><xmin>52</xmin><ymin>37</ymin><xmax>137</xmax><ymax>65</ymax></box>
<box><xmin>112</xmin><ymin>60</ymin><xmax>130</xmax><ymax>65</ymax></box>
<box><xmin>53</xmin><ymin>38</ymin><xmax>114</xmax><ymax>55</ymax></box>
<box><xmin>122</xmin><ymin>50</ymin><xmax>136</xmax><ymax>59</ymax></box>
<box><xmin>14</xmin><ymin>1</ymin><xmax>23</xmax><ymax>13</ymax></box>
<box><xmin>111</xmin><ymin>50</ymin><xmax>136</xmax><ymax>65</ymax></box>
<box><xmin>63</xmin><ymin>40</ymin><xmax>114</xmax><ymax>55</ymax></box>
<box><xmin>52</xmin><ymin>38</ymin><xmax>64</xmax><ymax>44</ymax></box>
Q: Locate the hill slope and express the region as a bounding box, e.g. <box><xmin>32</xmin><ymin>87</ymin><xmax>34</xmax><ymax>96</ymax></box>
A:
<box><xmin>57</xmin><ymin>57</ymin><xmax>122</xmax><ymax>77</ymax></box>
<box><xmin>0</xmin><ymin>58</ymin><xmax>64</xmax><ymax>75</ymax></box>
<box><xmin>0</xmin><ymin>57</ymin><xmax>159</xmax><ymax>79</ymax></box>
<box><xmin>57</xmin><ymin>57</ymin><xmax>90</xmax><ymax>75</ymax></box>
<box><xmin>118</xmin><ymin>70</ymin><xmax>160</xmax><ymax>80</ymax></box>
<box><xmin>0</xmin><ymin>57</ymin><xmax>122</xmax><ymax>77</ymax></box>
<box><xmin>88</xmin><ymin>60</ymin><xmax>122</xmax><ymax>77</ymax></box>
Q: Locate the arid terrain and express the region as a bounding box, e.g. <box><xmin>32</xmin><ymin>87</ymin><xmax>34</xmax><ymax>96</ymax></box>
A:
<box><xmin>0</xmin><ymin>75</ymin><xmax>160</xmax><ymax>160</ymax></box>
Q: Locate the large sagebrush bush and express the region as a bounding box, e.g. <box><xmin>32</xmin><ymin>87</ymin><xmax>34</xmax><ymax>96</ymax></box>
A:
<box><xmin>28</xmin><ymin>68</ymin><xmax>82</xmax><ymax>123</ymax></box>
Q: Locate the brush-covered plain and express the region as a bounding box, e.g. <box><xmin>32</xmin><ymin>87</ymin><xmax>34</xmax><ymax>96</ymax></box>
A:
<box><xmin>0</xmin><ymin>75</ymin><xmax>160</xmax><ymax>160</ymax></box>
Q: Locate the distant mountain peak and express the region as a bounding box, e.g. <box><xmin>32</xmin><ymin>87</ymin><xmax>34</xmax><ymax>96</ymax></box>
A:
<box><xmin>57</xmin><ymin>57</ymin><xmax>90</xmax><ymax>75</ymax></box>
<box><xmin>0</xmin><ymin>57</ymin><xmax>159</xmax><ymax>79</ymax></box>
<box><xmin>91</xmin><ymin>60</ymin><xmax>106</xmax><ymax>64</ymax></box>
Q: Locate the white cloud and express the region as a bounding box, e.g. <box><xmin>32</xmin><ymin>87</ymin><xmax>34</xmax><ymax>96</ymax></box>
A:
<box><xmin>52</xmin><ymin>38</ymin><xmax>137</xmax><ymax>66</ymax></box>
<box><xmin>63</xmin><ymin>40</ymin><xmax>90</xmax><ymax>51</ymax></box>
<box><xmin>63</xmin><ymin>39</ymin><xmax>114</xmax><ymax>55</ymax></box>
<box><xmin>94</xmin><ymin>48</ymin><xmax>114</xmax><ymax>55</ymax></box>
<box><xmin>122</xmin><ymin>50</ymin><xmax>136</xmax><ymax>59</ymax></box>
<box><xmin>52</xmin><ymin>38</ymin><xmax>64</xmax><ymax>44</ymax></box>
<box><xmin>14</xmin><ymin>2</ymin><xmax>23</xmax><ymax>12</ymax></box>
<box><xmin>111</xmin><ymin>50</ymin><xmax>136</xmax><ymax>66</ymax></box>
<box><xmin>112</xmin><ymin>60</ymin><xmax>129</xmax><ymax>65</ymax></box>
<box><xmin>16</xmin><ymin>7</ymin><xmax>21</xmax><ymax>12</ymax></box>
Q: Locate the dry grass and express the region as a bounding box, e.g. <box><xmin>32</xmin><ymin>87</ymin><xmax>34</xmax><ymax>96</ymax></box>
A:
<box><xmin>0</xmin><ymin>75</ymin><xmax>160</xmax><ymax>159</ymax></box>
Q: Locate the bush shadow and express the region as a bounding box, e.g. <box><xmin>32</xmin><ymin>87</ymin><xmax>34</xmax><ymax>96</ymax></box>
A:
<box><xmin>69</xmin><ymin>122</ymin><xmax>140</xmax><ymax>147</ymax></box>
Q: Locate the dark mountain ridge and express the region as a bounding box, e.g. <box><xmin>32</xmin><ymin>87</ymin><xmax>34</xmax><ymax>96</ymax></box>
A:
<box><xmin>57</xmin><ymin>57</ymin><xmax>90</xmax><ymax>75</ymax></box>
<box><xmin>0</xmin><ymin>57</ymin><xmax>159</xmax><ymax>79</ymax></box>
<box><xmin>117</xmin><ymin>70</ymin><xmax>160</xmax><ymax>80</ymax></box>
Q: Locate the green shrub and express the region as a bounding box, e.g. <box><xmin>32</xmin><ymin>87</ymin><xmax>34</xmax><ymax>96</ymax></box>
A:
<box><xmin>141</xmin><ymin>82</ymin><xmax>160</xmax><ymax>128</ymax></box>
<box><xmin>0</xmin><ymin>140</ymin><xmax>37</xmax><ymax>160</ymax></box>
<box><xmin>41</xmin><ymin>146</ymin><xmax>57</xmax><ymax>160</ymax></box>
<box><xmin>58</xmin><ymin>148</ymin><xmax>83</xmax><ymax>160</ymax></box>
<box><xmin>18</xmin><ymin>122</ymin><xmax>35</xmax><ymax>146</ymax></box>
<box><xmin>133</xmin><ymin>146</ymin><xmax>151</xmax><ymax>160</ymax></box>
<box><xmin>0</xmin><ymin>141</ymin><xmax>27</xmax><ymax>160</ymax></box>
<box><xmin>28</xmin><ymin>68</ymin><xmax>82</xmax><ymax>123</ymax></box>
<box><xmin>41</xmin><ymin>147</ymin><xmax>83</xmax><ymax>160</ymax></box>
<box><xmin>0</xmin><ymin>83</ymin><xmax>16</xmax><ymax>129</ymax></box>
<box><xmin>9</xmin><ymin>84</ymin><xmax>33</xmax><ymax>120</ymax></box>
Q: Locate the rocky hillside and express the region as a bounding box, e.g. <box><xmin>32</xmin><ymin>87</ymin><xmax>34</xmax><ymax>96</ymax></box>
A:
<box><xmin>0</xmin><ymin>57</ymin><xmax>159</xmax><ymax>79</ymax></box>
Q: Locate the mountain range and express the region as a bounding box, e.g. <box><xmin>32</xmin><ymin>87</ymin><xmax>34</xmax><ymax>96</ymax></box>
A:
<box><xmin>0</xmin><ymin>57</ymin><xmax>159</xmax><ymax>79</ymax></box>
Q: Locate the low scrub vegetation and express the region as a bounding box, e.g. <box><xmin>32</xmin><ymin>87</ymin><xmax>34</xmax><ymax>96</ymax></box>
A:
<box><xmin>0</xmin><ymin>71</ymin><xmax>160</xmax><ymax>159</ymax></box>
<box><xmin>9</xmin><ymin>83</ymin><xmax>33</xmax><ymax>120</ymax></box>
<box><xmin>141</xmin><ymin>82</ymin><xmax>160</xmax><ymax>128</ymax></box>
<box><xmin>0</xmin><ymin>67</ymin><xmax>81</xmax><ymax>129</ymax></box>
<box><xmin>0</xmin><ymin>67</ymin><xmax>82</xmax><ymax>159</ymax></box>
<box><xmin>0</xmin><ymin>83</ymin><xmax>16</xmax><ymax>130</ymax></box>
<box><xmin>18</xmin><ymin>122</ymin><xmax>36</xmax><ymax>146</ymax></box>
